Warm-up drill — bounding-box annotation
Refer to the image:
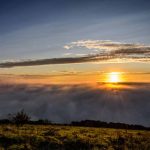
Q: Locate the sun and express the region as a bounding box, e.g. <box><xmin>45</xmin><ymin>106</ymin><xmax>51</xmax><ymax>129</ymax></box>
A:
<box><xmin>108</xmin><ymin>72</ymin><xmax>121</xmax><ymax>83</ymax></box>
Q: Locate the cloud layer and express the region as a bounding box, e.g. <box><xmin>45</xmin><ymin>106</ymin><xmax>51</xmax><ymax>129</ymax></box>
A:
<box><xmin>0</xmin><ymin>40</ymin><xmax>150</xmax><ymax>68</ymax></box>
<box><xmin>0</xmin><ymin>83</ymin><xmax>149</xmax><ymax>126</ymax></box>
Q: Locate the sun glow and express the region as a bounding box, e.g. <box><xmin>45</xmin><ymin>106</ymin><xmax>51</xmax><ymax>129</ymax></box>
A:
<box><xmin>108</xmin><ymin>72</ymin><xmax>121</xmax><ymax>83</ymax></box>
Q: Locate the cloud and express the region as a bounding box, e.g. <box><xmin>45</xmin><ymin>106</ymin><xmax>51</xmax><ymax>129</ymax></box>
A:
<box><xmin>0</xmin><ymin>54</ymin><xmax>118</xmax><ymax>68</ymax></box>
<box><xmin>64</xmin><ymin>40</ymin><xmax>150</xmax><ymax>51</ymax></box>
<box><xmin>0</xmin><ymin>40</ymin><xmax>150</xmax><ymax>68</ymax></box>
<box><xmin>64</xmin><ymin>40</ymin><xmax>150</xmax><ymax>57</ymax></box>
<box><xmin>0</xmin><ymin>83</ymin><xmax>149</xmax><ymax>126</ymax></box>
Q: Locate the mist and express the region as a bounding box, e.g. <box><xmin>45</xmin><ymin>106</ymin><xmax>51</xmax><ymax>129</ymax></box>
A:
<box><xmin>0</xmin><ymin>83</ymin><xmax>149</xmax><ymax>126</ymax></box>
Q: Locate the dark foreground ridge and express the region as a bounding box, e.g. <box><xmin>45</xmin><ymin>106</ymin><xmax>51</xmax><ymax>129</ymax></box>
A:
<box><xmin>0</xmin><ymin>119</ymin><xmax>149</xmax><ymax>131</ymax></box>
<box><xmin>0</xmin><ymin>110</ymin><xmax>150</xmax><ymax>150</ymax></box>
<box><xmin>0</xmin><ymin>124</ymin><xmax>150</xmax><ymax>150</ymax></box>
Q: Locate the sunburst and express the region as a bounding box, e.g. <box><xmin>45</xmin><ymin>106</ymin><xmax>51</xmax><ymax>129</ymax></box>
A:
<box><xmin>108</xmin><ymin>72</ymin><xmax>121</xmax><ymax>83</ymax></box>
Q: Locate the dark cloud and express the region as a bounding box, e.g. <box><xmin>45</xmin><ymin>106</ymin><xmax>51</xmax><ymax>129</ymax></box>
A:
<box><xmin>0</xmin><ymin>55</ymin><xmax>117</xmax><ymax>68</ymax></box>
<box><xmin>0</xmin><ymin>83</ymin><xmax>149</xmax><ymax>126</ymax></box>
<box><xmin>112</xmin><ymin>47</ymin><xmax>150</xmax><ymax>54</ymax></box>
<box><xmin>0</xmin><ymin>52</ymin><xmax>149</xmax><ymax>68</ymax></box>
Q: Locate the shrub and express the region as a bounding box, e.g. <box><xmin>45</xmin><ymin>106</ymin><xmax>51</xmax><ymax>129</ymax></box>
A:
<box><xmin>9</xmin><ymin>110</ymin><xmax>30</xmax><ymax>126</ymax></box>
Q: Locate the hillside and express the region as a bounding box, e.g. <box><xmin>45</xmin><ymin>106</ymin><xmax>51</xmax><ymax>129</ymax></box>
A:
<box><xmin>0</xmin><ymin>124</ymin><xmax>149</xmax><ymax>150</ymax></box>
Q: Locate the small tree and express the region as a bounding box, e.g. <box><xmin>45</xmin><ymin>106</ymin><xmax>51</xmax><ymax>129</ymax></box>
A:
<box><xmin>9</xmin><ymin>110</ymin><xmax>30</xmax><ymax>126</ymax></box>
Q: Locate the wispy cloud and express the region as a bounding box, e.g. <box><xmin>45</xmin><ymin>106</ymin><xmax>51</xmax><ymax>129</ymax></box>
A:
<box><xmin>0</xmin><ymin>55</ymin><xmax>110</xmax><ymax>68</ymax></box>
<box><xmin>64</xmin><ymin>40</ymin><xmax>150</xmax><ymax>57</ymax></box>
<box><xmin>0</xmin><ymin>40</ymin><xmax>150</xmax><ymax>68</ymax></box>
<box><xmin>64</xmin><ymin>40</ymin><xmax>150</xmax><ymax>51</ymax></box>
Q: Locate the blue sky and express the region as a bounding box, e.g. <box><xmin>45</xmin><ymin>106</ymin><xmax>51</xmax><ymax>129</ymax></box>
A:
<box><xmin>0</xmin><ymin>0</ymin><xmax>150</xmax><ymax>60</ymax></box>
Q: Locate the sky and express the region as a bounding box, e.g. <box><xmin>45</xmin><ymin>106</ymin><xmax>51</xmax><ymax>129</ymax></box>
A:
<box><xmin>0</xmin><ymin>0</ymin><xmax>150</xmax><ymax>83</ymax></box>
<box><xmin>0</xmin><ymin>0</ymin><xmax>150</xmax><ymax>125</ymax></box>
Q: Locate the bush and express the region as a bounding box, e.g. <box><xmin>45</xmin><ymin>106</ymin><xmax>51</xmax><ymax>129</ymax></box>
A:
<box><xmin>9</xmin><ymin>110</ymin><xmax>30</xmax><ymax>126</ymax></box>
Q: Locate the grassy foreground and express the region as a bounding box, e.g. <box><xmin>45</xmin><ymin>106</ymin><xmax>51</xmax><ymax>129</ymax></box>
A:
<box><xmin>0</xmin><ymin>124</ymin><xmax>149</xmax><ymax>150</ymax></box>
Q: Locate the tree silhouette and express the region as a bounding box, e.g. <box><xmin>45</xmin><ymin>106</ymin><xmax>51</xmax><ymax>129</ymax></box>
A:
<box><xmin>9</xmin><ymin>110</ymin><xmax>30</xmax><ymax>126</ymax></box>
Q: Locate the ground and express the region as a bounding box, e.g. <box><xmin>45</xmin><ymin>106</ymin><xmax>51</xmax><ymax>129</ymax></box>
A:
<box><xmin>0</xmin><ymin>124</ymin><xmax>149</xmax><ymax>150</ymax></box>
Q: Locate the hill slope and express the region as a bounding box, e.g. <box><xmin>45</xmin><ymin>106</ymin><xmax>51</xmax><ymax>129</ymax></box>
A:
<box><xmin>0</xmin><ymin>124</ymin><xmax>150</xmax><ymax>150</ymax></box>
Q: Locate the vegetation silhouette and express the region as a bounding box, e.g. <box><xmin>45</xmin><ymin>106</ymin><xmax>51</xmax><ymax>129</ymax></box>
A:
<box><xmin>0</xmin><ymin>110</ymin><xmax>149</xmax><ymax>130</ymax></box>
<box><xmin>8</xmin><ymin>109</ymin><xmax>30</xmax><ymax>126</ymax></box>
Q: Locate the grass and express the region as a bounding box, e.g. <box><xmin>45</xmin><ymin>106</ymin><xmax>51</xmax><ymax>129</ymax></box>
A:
<box><xmin>0</xmin><ymin>124</ymin><xmax>149</xmax><ymax>150</ymax></box>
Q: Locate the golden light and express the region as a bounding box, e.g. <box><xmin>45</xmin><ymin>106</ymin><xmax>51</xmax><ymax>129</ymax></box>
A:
<box><xmin>108</xmin><ymin>72</ymin><xmax>121</xmax><ymax>83</ymax></box>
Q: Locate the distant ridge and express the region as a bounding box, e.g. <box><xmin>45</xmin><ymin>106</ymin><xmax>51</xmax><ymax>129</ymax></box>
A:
<box><xmin>71</xmin><ymin>120</ymin><xmax>150</xmax><ymax>131</ymax></box>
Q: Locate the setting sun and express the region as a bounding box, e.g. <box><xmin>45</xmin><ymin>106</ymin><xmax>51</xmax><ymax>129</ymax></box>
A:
<box><xmin>108</xmin><ymin>72</ymin><xmax>121</xmax><ymax>83</ymax></box>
